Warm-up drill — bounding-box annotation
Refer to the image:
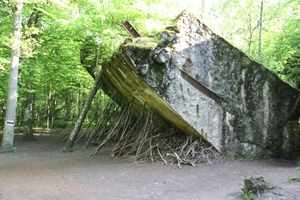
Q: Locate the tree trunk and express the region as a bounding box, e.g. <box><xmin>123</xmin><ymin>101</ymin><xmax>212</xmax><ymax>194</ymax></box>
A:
<box><xmin>258</xmin><ymin>0</ymin><xmax>263</xmax><ymax>63</ymax></box>
<box><xmin>22</xmin><ymin>10</ymin><xmax>40</xmax><ymax>141</ymax></box>
<box><xmin>247</xmin><ymin>14</ymin><xmax>252</xmax><ymax>55</ymax></box>
<box><xmin>0</xmin><ymin>103</ymin><xmax>5</xmax><ymax>130</ymax></box>
<box><xmin>1</xmin><ymin>0</ymin><xmax>23</xmax><ymax>152</ymax></box>
<box><xmin>23</xmin><ymin>79</ymin><xmax>35</xmax><ymax>141</ymax></box>
<box><xmin>63</xmin><ymin>70</ymin><xmax>103</xmax><ymax>152</ymax></box>
<box><xmin>200</xmin><ymin>0</ymin><xmax>205</xmax><ymax>20</ymax></box>
<box><xmin>46</xmin><ymin>85</ymin><xmax>51</xmax><ymax>129</ymax></box>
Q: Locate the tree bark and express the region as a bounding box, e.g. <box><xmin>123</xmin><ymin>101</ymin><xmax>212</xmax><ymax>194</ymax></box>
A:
<box><xmin>1</xmin><ymin>0</ymin><xmax>23</xmax><ymax>152</ymax></box>
<box><xmin>63</xmin><ymin>69</ymin><xmax>103</xmax><ymax>152</ymax></box>
<box><xmin>23</xmin><ymin>79</ymin><xmax>36</xmax><ymax>141</ymax></box>
<box><xmin>46</xmin><ymin>86</ymin><xmax>51</xmax><ymax>129</ymax></box>
<box><xmin>22</xmin><ymin>10</ymin><xmax>40</xmax><ymax>141</ymax></box>
<box><xmin>0</xmin><ymin>103</ymin><xmax>5</xmax><ymax>130</ymax></box>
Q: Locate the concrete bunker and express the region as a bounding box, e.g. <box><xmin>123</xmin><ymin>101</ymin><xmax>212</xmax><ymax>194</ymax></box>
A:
<box><xmin>100</xmin><ymin>10</ymin><xmax>300</xmax><ymax>159</ymax></box>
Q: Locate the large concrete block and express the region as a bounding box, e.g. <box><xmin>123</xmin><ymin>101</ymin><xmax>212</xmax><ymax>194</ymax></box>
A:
<box><xmin>102</xmin><ymin>10</ymin><xmax>299</xmax><ymax>158</ymax></box>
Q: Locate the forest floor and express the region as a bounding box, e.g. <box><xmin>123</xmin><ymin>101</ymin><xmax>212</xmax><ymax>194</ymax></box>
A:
<box><xmin>0</xmin><ymin>130</ymin><xmax>300</xmax><ymax>200</ymax></box>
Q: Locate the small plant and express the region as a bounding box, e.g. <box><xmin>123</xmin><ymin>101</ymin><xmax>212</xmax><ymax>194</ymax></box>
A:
<box><xmin>240</xmin><ymin>176</ymin><xmax>274</xmax><ymax>199</ymax></box>
<box><xmin>153</xmin><ymin>37</ymin><xmax>165</xmax><ymax>45</ymax></box>
<box><xmin>297</xmin><ymin>157</ymin><xmax>300</xmax><ymax>166</ymax></box>
<box><xmin>240</xmin><ymin>175</ymin><xmax>257</xmax><ymax>199</ymax></box>
<box><xmin>69</xmin><ymin>146</ymin><xmax>78</xmax><ymax>152</ymax></box>
<box><xmin>288</xmin><ymin>176</ymin><xmax>300</xmax><ymax>183</ymax></box>
<box><xmin>241</xmin><ymin>190</ymin><xmax>255</xmax><ymax>200</ymax></box>
<box><xmin>226</xmin><ymin>154</ymin><xmax>234</xmax><ymax>160</ymax></box>
<box><xmin>242</xmin><ymin>174</ymin><xmax>248</xmax><ymax>179</ymax></box>
<box><xmin>10</xmin><ymin>146</ymin><xmax>17</xmax><ymax>153</ymax></box>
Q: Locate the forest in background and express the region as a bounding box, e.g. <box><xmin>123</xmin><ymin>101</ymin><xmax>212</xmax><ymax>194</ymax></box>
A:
<box><xmin>0</xmin><ymin>0</ymin><xmax>299</xmax><ymax>134</ymax></box>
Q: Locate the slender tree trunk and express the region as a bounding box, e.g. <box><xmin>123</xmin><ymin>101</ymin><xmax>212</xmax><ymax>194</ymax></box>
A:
<box><xmin>63</xmin><ymin>69</ymin><xmax>103</xmax><ymax>152</ymax></box>
<box><xmin>77</xmin><ymin>84</ymin><xmax>81</xmax><ymax>116</ymax></box>
<box><xmin>63</xmin><ymin>37</ymin><xmax>101</xmax><ymax>152</ymax></box>
<box><xmin>22</xmin><ymin>10</ymin><xmax>40</xmax><ymax>141</ymax></box>
<box><xmin>258</xmin><ymin>0</ymin><xmax>263</xmax><ymax>63</ymax></box>
<box><xmin>65</xmin><ymin>93</ymin><xmax>72</xmax><ymax>121</ymax></box>
<box><xmin>0</xmin><ymin>103</ymin><xmax>5</xmax><ymax>130</ymax></box>
<box><xmin>46</xmin><ymin>85</ymin><xmax>52</xmax><ymax>129</ymax></box>
<box><xmin>200</xmin><ymin>0</ymin><xmax>205</xmax><ymax>20</ymax></box>
<box><xmin>23</xmin><ymin>76</ymin><xmax>35</xmax><ymax>141</ymax></box>
<box><xmin>247</xmin><ymin>14</ymin><xmax>252</xmax><ymax>55</ymax></box>
<box><xmin>1</xmin><ymin>0</ymin><xmax>23</xmax><ymax>152</ymax></box>
<box><xmin>50</xmin><ymin>94</ymin><xmax>57</xmax><ymax>128</ymax></box>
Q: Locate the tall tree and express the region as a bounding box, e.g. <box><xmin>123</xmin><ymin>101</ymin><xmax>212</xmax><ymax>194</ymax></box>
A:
<box><xmin>0</xmin><ymin>1</ymin><xmax>13</xmax><ymax>130</ymax></box>
<box><xmin>22</xmin><ymin>9</ymin><xmax>40</xmax><ymax>141</ymax></box>
<box><xmin>257</xmin><ymin>0</ymin><xmax>263</xmax><ymax>63</ymax></box>
<box><xmin>1</xmin><ymin>0</ymin><xmax>23</xmax><ymax>152</ymax></box>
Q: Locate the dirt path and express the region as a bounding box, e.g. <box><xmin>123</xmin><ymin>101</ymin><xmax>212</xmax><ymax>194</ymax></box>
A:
<box><xmin>0</xmin><ymin>132</ymin><xmax>299</xmax><ymax>200</ymax></box>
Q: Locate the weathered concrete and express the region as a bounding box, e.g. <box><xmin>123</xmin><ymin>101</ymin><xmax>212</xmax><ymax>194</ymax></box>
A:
<box><xmin>101</xmin><ymin>10</ymin><xmax>299</xmax><ymax>158</ymax></box>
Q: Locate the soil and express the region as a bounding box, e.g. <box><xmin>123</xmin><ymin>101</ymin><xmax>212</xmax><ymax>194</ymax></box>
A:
<box><xmin>0</xmin><ymin>131</ymin><xmax>299</xmax><ymax>200</ymax></box>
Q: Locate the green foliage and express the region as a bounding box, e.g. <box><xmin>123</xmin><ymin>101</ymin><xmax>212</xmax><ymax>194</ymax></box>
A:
<box><xmin>260</xmin><ymin>0</ymin><xmax>300</xmax><ymax>88</ymax></box>
<box><xmin>209</xmin><ymin>0</ymin><xmax>262</xmax><ymax>55</ymax></box>
<box><xmin>1</xmin><ymin>0</ymin><xmax>299</xmax><ymax>131</ymax></box>
<box><xmin>240</xmin><ymin>175</ymin><xmax>256</xmax><ymax>199</ymax></box>
<box><xmin>241</xmin><ymin>190</ymin><xmax>255</xmax><ymax>200</ymax></box>
<box><xmin>209</xmin><ymin>0</ymin><xmax>300</xmax><ymax>88</ymax></box>
<box><xmin>272</xmin><ymin>19</ymin><xmax>300</xmax><ymax>87</ymax></box>
<box><xmin>0</xmin><ymin>0</ymin><xmax>190</xmax><ymax>129</ymax></box>
<box><xmin>0</xmin><ymin>146</ymin><xmax>17</xmax><ymax>153</ymax></box>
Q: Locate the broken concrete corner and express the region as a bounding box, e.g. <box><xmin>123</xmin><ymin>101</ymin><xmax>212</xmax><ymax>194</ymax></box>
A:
<box><xmin>101</xmin><ymin>10</ymin><xmax>300</xmax><ymax>159</ymax></box>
